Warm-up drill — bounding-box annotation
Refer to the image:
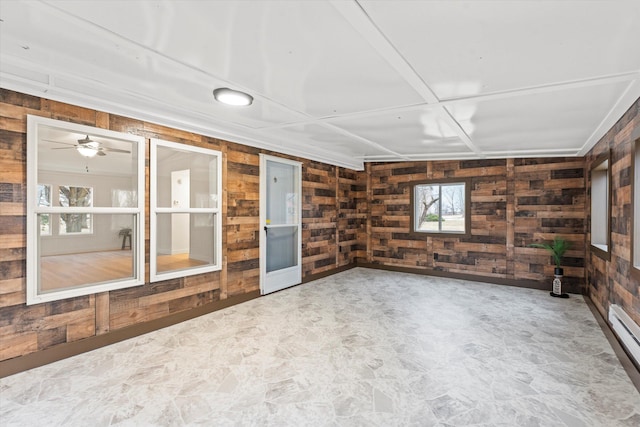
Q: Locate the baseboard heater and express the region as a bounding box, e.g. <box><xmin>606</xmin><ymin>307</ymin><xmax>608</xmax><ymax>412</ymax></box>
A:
<box><xmin>609</xmin><ymin>304</ymin><xmax>640</xmax><ymax>366</ymax></box>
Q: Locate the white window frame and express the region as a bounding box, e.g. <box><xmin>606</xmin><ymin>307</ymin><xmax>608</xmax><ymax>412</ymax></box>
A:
<box><xmin>26</xmin><ymin>115</ymin><xmax>145</xmax><ymax>305</ymax></box>
<box><xmin>150</xmin><ymin>138</ymin><xmax>222</xmax><ymax>282</ymax></box>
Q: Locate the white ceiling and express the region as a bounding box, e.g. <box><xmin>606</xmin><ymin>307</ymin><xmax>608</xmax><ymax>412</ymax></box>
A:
<box><xmin>1</xmin><ymin>0</ymin><xmax>639</xmax><ymax>170</ymax></box>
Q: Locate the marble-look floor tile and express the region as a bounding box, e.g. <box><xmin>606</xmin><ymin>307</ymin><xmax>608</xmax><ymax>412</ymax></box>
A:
<box><xmin>1</xmin><ymin>268</ymin><xmax>639</xmax><ymax>426</ymax></box>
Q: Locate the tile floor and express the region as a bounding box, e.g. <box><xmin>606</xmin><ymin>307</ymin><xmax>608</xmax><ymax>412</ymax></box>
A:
<box><xmin>1</xmin><ymin>268</ymin><xmax>639</xmax><ymax>426</ymax></box>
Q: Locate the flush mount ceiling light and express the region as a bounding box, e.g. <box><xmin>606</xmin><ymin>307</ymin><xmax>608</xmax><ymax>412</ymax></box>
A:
<box><xmin>77</xmin><ymin>141</ymin><xmax>99</xmax><ymax>157</ymax></box>
<box><xmin>213</xmin><ymin>87</ymin><xmax>253</xmax><ymax>106</ymax></box>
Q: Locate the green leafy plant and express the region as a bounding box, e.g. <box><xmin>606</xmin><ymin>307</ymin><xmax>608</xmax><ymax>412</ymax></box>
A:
<box><xmin>529</xmin><ymin>236</ymin><xmax>571</xmax><ymax>268</ymax></box>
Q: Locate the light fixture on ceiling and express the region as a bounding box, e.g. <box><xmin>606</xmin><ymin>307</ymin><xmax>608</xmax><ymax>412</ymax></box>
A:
<box><xmin>213</xmin><ymin>87</ymin><xmax>253</xmax><ymax>106</ymax></box>
<box><xmin>77</xmin><ymin>141</ymin><xmax>99</xmax><ymax>157</ymax></box>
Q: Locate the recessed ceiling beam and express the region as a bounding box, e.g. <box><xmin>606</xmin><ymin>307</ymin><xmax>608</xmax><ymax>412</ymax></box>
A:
<box><xmin>330</xmin><ymin>0</ymin><xmax>483</xmax><ymax>156</ymax></box>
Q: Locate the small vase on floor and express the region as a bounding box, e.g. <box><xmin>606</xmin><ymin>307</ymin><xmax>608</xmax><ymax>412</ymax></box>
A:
<box><xmin>550</xmin><ymin>267</ymin><xmax>569</xmax><ymax>298</ymax></box>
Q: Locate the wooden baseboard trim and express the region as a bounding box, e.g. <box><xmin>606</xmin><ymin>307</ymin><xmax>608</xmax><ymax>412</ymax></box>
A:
<box><xmin>302</xmin><ymin>264</ymin><xmax>355</xmax><ymax>284</ymax></box>
<box><xmin>584</xmin><ymin>296</ymin><xmax>640</xmax><ymax>393</ymax></box>
<box><xmin>355</xmin><ymin>262</ymin><xmax>566</xmax><ymax>292</ymax></box>
<box><xmin>0</xmin><ymin>290</ymin><xmax>260</xmax><ymax>378</ymax></box>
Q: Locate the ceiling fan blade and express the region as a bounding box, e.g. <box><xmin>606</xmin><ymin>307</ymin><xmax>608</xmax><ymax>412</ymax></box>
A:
<box><xmin>43</xmin><ymin>139</ymin><xmax>76</xmax><ymax>147</ymax></box>
<box><xmin>96</xmin><ymin>150</ymin><xmax>107</xmax><ymax>156</ymax></box>
<box><xmin>103</xmin><ymin>147</ymin><xmax>131</xmax><ymax>154</ymax></box>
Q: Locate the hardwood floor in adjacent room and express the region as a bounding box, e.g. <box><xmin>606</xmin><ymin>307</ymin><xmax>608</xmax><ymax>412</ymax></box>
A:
<box><xmin>40</xmin><ymin>251</ymin><xmax>206</xmax><ymax>290</ymax></box>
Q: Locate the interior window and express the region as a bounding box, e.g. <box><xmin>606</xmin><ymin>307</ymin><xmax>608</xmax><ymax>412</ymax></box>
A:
<box><xmin>150</xmin><ymin>139</ymin><xmax>222</xmax><ymax>282</ymax></box>
<box><xmin>26</xmin><ymin>115</ymin><xmax>145</xmax><ymax>304</ymax></box>
<box><xmin>590</xmin><ymin>152</ymin><xmax>610</xmax><ymax>260</ymax></box>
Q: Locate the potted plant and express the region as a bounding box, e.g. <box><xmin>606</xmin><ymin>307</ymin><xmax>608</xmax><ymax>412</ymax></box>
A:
<box><xmin>529</xmin><ymin>236</ymin><xmax>571</xmax><ymax>298</ymax></box>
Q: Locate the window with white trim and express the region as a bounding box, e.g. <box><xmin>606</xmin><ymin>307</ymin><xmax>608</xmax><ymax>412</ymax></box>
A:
<box><xmin>150</xmin><ymin>139</ymin><xmax>222</xmax><ymax>282</ymax></box>
<box><xmin>27</xmin><ymin>115</ymin><xmax>145</xmax><ymax>305</ymax></box>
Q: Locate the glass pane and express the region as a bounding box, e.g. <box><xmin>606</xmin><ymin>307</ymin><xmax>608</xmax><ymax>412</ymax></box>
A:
<box><xmin>111</xmin><ymin>189</ymin><xmax>137</xmax><ymax>207</ymax></box>
<box><xmin>58</xmin><ymin>186</ymin><xmax>93</xmax><ymax>234</ymax></box>
<box><xmin>38</xmin><ymin>214</ymin><xmax>136</xmax><ymax>293</ymax></box>
<box><xmin>37</xmin><ymin>184</ymin><xmax>51</xmax><ymax>207</ymax></box>
<box><xmin>635</xmin><ymin>142</ymin><xmax>640</xmax><ymax>268</ymax></box>
<box><xmin>59</xmin><ymin>186</ymin><xmax>92</xmax><ymax>207</ymax></box>
<box><xmin>38</xmin><ymin>214</ymin><xmax>51</xmax><ymax>236</ymax></box>
<box><xmin>591</xmin><ymin>162</ymin><xmax>609</xmax><ymax>248</ymax></box>
<box><xmin>266</xmin><ymin>226</ymin><xmax>298</xmax><ymax>273</ymax></box>
<box><xmin>37</xmin><ymin>184</ymin><xmax>52</xmax><ymax>235</ymax></box>
<box><xmin>415</xmin><ymin>184</ymin><xmax>440</xmax><ymax>232</ymax></box>
<box><xmin>59</xmin><ymin>213</ymin><xmax>92</xmax><ymax>235</ymax></box>
<box><xmin>441</xmin><ymin>184</ymin><xmax>466</xmax><ymax>233</ymax></box>
<box><xmin>156</xmin><ymin>213</ymin><xmax>215</xmax><ymax>274</ymax></box>
<box><xmin>37</xmin><ymin>124</ymin><xmax>138</xmax><ymax>208</ymax></box>
<box><xmin>266</xmin><ymin>161</ymin><xmax>298</xmax><ymax>225</ymax></box>
<box><xmin>156</xmin><ymin>145</ymin><xmax>219</xmax><ymax>209</ymax></box>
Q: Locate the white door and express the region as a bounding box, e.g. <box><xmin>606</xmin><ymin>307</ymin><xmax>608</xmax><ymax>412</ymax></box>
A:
<box><xmin>260</xmin><ymin>155</ymin><xmax>302</xmax><ymax>295</ymax></box>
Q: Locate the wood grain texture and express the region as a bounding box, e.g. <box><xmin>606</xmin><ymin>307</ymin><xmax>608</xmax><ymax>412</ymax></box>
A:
<box><xmin>367</xmin><ymin>158</ymin><xmax>586</xmax><ymax>291</ymax></box>
<box><xmin>3</xmin><ymin>87</ymin><xmax>633</xmax><ymax>366</ymax></box>
<box><xmin>302</xmin><ymin>161</ymin><xmax>337</xmax><ymax>277</ymax></box>
<box><xmin>0</xmin><ymin>89</ymin><xmax>349</xmax><ymax>362</ymax></box>
<box><xmin>586</xmin><ymin>97</ymin><xmax>640</xmax><ymax>326</ymax></box>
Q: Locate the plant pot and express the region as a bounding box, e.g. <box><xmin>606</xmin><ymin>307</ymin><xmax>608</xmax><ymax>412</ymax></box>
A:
<box><xmin>551</xmin><ymin>268</ymin><xmax>569</xmax><ymax>298</ymax></box>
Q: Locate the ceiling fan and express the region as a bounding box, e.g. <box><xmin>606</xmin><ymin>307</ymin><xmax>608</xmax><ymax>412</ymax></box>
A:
<box><xmin>46</xmin><ymin>135</ymin><xmax>131</xmax><ymax>157</ymax></box>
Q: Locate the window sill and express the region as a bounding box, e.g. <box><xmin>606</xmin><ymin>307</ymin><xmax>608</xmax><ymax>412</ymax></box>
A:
<box><xmin>591</xmin><ymin>243</ymin><xmax>611</xmax><ymax>261</ymax></box>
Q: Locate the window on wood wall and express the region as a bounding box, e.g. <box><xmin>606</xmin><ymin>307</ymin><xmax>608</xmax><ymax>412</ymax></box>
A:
<box><xmin>634</xmin><ymin>139</ymin><xmax>640</xmax><ymax>275</ymax></box>
<box><xmin>590</xmin><ymin>152</ymin><xmax>610</xmax><ymax>260</ymax></box>
<box><xmin>26</xmin><ymin>115</ymin><xmax>146</xmax><ymax>305</ymax></box>
<box><xmin>410</xmin><ymin>178</ymin><xmax>471</xmax><ymax>236</ymax></box>
<box><xmin>150</xmin><ymin>139</ymin><xmax>222</xmax><ymax>282</ymax></box>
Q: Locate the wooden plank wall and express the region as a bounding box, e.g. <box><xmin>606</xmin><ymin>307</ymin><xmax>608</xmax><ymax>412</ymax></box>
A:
<box><xmin>366</xmin><ymin>158</ymin><xmax>586</xmax><ymax>290</ymax></box>
<box><xmin>586</xmin><ymin>97</ymin><xmax>640</xmax><ymax>326</ymax></box>
<box><xmin>0</xmin><ymin>89</ymin><xmax>354</xmax><ymax>362</ymax></box>
<box><xmin>302</xmin><ymin>161</ymin><xmax>337</xmax><ymax>277</ymax></box>
<box><xmin>4</xmin><ymin>86</ymin><xmax>630</xmax><ymax>365</ymax></box>
<box><xmin>337</xmin><ymin>168</ymin><xmax>367</xmax><ymax>265</ymax></box>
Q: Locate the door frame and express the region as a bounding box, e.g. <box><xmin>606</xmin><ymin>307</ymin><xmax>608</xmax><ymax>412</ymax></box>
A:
<box><xmin>259</xmin><ymin>154</ymin><xmax>302</xmax><ymax>295</ymax></box>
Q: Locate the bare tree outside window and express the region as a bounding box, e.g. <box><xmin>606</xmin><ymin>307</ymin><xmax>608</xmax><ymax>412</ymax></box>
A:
<box><xmin>416</xmin><ymin>184</ymin><xmax>440</xmax><ymax>229</ymax></box>
<box><xmin>414</xmin><ymin>182</ymin><xmax>467</xmax><ymax>234</ymax></box>
<box><xmin>37</xmin><ymin>184</ymin><xmax>51</xmax><ymax>235</ymax></box>
<box><xmin>59</xmin><ymin>186</ymin><xmax>93</xmax><ymax>234</ymax></box>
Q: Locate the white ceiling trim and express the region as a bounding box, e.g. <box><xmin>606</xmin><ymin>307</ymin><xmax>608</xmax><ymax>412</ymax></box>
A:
<box><xmin>578</xmin><ymin>78</ymin><xmax>640</xmax><ymax>156</ymax></box>
<box><xmin>0</xmin><ymin>64</ymin><xmax>365</xmax><ymax>171</ymax></box>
